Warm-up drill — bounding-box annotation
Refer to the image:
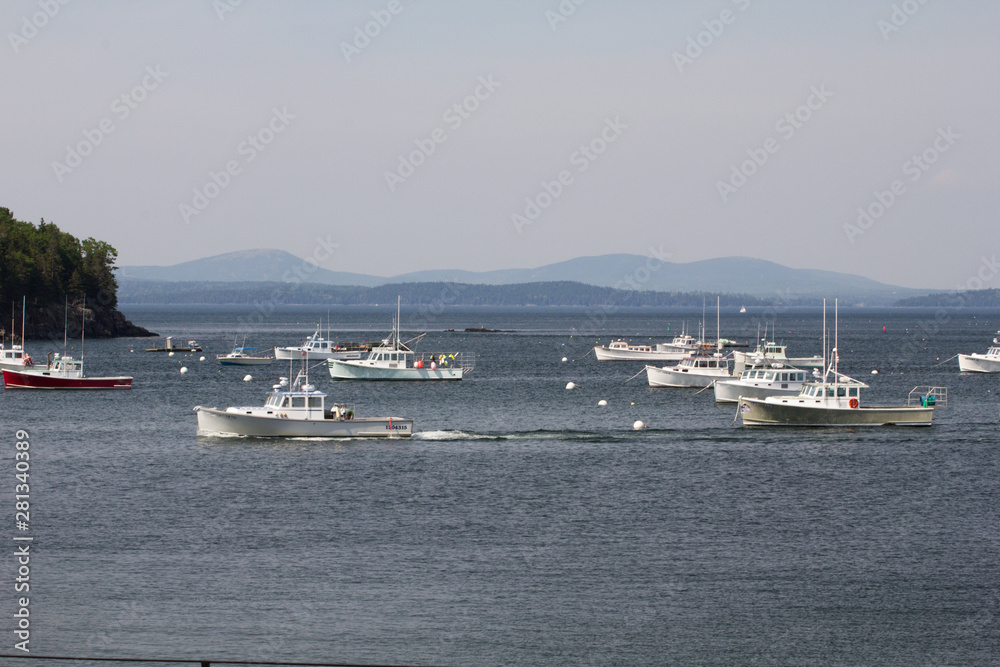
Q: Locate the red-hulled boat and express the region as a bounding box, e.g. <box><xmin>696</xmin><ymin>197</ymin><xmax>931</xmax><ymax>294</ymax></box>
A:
<box><xmin>1</xmin><ymin>353</ymin><xmax>132</xmax><ymax>390</ymax></box>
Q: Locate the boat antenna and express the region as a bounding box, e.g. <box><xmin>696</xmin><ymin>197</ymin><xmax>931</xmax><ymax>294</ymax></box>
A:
<box><xmin>716</xmin><ymin>295</ymin><xmax>721</xmax><ymax>350</ymax></box>
<box><xmin>834</xmin><ymin>297</ymin><xmax>839</xmax><ymax>379</ymax></box>
<box><xmin>822</xmin><ymin>297</ymin><xmax>827</xmax><ymax>381</ymax></box>
<box><xmin>21</xmin><ymin>295</ymin><xmax>26</xmax><ymax>348</ymax></box>
<box><xmin>63</xmin><ymin>296</ymin><xmax>68</xmax><ymax>355</ymax></box>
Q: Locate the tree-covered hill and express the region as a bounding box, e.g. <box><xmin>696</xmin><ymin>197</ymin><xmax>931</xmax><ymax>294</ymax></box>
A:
<box><xmin>0</xmin><ymin>207</ymin><xmax>154</xmax><ymax>339</ymax></box>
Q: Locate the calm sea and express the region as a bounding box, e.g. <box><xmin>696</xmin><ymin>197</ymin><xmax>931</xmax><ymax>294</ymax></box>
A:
<box><xmin>3</xmin><ymin>306</ymin><xmax>998</xmax><ymax>666</ymax></box>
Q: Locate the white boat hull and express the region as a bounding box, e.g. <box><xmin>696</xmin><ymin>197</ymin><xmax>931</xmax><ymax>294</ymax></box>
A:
<box><xmin>594</xmin><ymin>346</ymin><xmax>691</xmax><ymax>362</ymax></box>
<box><xmin>194</xmin><ymin>406</ymin><xmax>412</xmax><ymax>437</ymax></box>
<box><xmin>738</xmin><ymin>397</ymin><xmax>933</xmax><ymax>426</ymax></box>
<box><xmin>328</xmin><ymin>359</ymin><xmax>465</xmax><ymax>381</ymax></box>
<box><xmin>958</xmin><ymin>353</ymin><xmax>1000</xmax><ymax>373</ymax></box>
<box><xmin>646</xmin><ymin>364</ymin><xmax>730</xmax><ymax>388</ymax></box>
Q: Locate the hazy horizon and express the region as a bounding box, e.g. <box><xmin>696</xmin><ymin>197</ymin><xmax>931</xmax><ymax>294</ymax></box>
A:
<box><xmin>3</xmin><ymin>1</ymin><xmax>998</xmax><ymax>290</ymax></box>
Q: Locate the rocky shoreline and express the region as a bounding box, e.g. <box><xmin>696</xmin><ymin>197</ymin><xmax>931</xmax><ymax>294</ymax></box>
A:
<box><xmin>1</xmin><ymin>303</ymin><xmax>156</xmax><ymax>342</ymax></box>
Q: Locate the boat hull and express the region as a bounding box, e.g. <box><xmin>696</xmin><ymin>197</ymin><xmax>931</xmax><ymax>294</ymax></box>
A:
<box><xmin>328</xmin><ymin>359</ymin><xmax>465</xmax><ymax>381</ymax></box>
<box><xmin>2</xmin><ymin>369</ymin><xmax>132</xmax><ymax>389</ymax></box>
<box><xmin>958</xmin><ymin>354</ymin><xmax>1000</xmax><ymax>373</ymax></box>
<box><xmin>194</xmin><ymin>406</ymin><xmax>412</xmax><ymax>437</ymax></box>
<box><xmin>594</xmin><ymin>346</ymin><xmax>691</xmax><ymax>362</ymax></box>
<box><xmin>646</xmin><ymin>365</ymin><xmax>729</xmax><ymax>388</ymax></box>
<box><xmin>738</xmin><ymin>397</ymin><xmax>933</xmax><ymax>426</ymax></box>
<box><xmin>218</xmin><ymin>356</ymin><xmax>274</xmax><ymax>366</ymax></box>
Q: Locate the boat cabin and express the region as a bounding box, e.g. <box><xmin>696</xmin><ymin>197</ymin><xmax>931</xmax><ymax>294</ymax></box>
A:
<box><xmin>0</xmin><ymin>344</ymin><xmax>27</xmax><ymax>365</ymax></box>
<box><xmin>739</xmin><ymin>368</ymin><xmax>808</xmax><ymax>384</ymax></box>
<box><xmin>677</xmin><ymin>355</ymin><xmax>730</xmax><ymax>371</ymax></box>
<box><xmin>608</xmin><ymin>340</ymin><xmax>653</xmax><ymax>353</ymax></box>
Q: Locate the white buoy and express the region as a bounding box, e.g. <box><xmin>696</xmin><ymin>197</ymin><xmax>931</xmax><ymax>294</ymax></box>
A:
<box><xmin>871</xmin><ymin>370</ymin><xmax>879</xmax><ymax>375</ymax></box>
<box><xmin>243</xmin><ymin>374</ymin><xmax>253</xmax><ymax>382</ymax></box>
<box><xmin>199</xmin><ymin>356</ymin><xmax>206</xmax><ymax>361</ymax></box>
<box><xmin>561</xmin><ymin>357</ymin><xmax>568</xmax><ymax>362</ymax></box>
<box><xmin>565</xmin><ymin>382</ymin><xmax>576</xmax><ymax>390</ymax></box>
<box><xmin>598</xmin><ymin>399</ymin><xmax>608</xmax><ymax>407</ymax></box>
<box><xmin>168</xmin><ymin>351</ymin><xmax>175</xmax><ymax>357</ymax></box>
<box><xmin>179</xmin><ymin>367</ymin><xmax>188</xmax><ymax>374</ymax></box>
<box><xmin>633</xmin><ymin>420</ymin><xmax>645</xmax><ymax>430</ymax></box>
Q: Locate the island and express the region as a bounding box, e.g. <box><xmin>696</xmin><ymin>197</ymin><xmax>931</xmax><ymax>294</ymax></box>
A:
<box><xmin>0</xmin><ymin>207</ymin><xmax>156</xmax><ymax>340</ymax></box>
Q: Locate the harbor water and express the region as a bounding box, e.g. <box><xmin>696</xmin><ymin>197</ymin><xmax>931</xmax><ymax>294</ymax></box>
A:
<box><xmin>3</xmin><ymin>306</ymin><xmax>999</xmax><ymax>665</ymax></box>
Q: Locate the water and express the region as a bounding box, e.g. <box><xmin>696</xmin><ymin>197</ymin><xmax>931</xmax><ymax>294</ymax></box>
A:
<box><xmin>4</xmin><ymin>306</ymin><xmax>999</xmax><ymax>665</ymax></box>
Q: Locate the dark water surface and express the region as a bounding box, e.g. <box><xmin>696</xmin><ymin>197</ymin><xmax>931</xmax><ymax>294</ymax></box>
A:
<box><xmin>3</xmin><ymin>306</ymin><xmax>999</xmax><ymax>665</ymax></box>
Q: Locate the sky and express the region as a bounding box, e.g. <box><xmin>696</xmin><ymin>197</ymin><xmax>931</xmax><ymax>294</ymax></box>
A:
<box><xmin>1</xmin><ymin>0</ymin><xmax>998</xmax><ymax>290</ymax></box>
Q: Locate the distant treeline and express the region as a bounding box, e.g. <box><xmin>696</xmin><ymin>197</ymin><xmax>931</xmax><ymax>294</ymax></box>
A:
<box><xmin>0</xmin><ymin>207</ymin><xmax>119</xmax><ymax>307</ymax></box>
<box><xmin>118</xmin><ymin>279</ymin><xmax>770</xmax><ymax>308</ymax></box>
<box><xmin>894</xmin><ymin>289</ymin><xmax>1000</xmax><ymax>308</ymax></box>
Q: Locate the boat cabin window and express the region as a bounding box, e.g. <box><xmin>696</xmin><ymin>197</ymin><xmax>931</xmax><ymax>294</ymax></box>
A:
<box><xmin>848</xmin><ymin>387</ymin><xmax>859</xmax><ymax>397</ymax></box>
<box><xmin>308</xmin><ymin>396</ymin><xmax>322</xmax><ymax>408</ymax></box>
<box><xmin>291</xmin><ymin>396</ymin><xmax>306</xmax><ymax>408</ymax></box>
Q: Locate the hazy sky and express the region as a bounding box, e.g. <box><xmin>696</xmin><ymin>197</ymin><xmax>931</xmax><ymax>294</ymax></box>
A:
<box><xmin>2</xmin><ymin>1</ymin><xmax>997</xmax><ymax>289</ymax></box>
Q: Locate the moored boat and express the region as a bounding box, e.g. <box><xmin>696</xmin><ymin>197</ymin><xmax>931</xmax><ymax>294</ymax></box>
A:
<box><xmin>218</xmin><ymin>348</ymin><xmax>274</xmax><ymax>366</ymax></box>
<box><xmin>732</xmin><ymin>340</ymin><xmax>824</xmax><ymax>369</ymax></box>
<box><xmin>958</xmin><ymin>337</ymin><xmax>1000</xmax><ymax>373</ymax></box>
<box><xmin>645</xmin><ymin>353</ymin><xmax>732</xmax><ymax>388</ymax></box>
<box><xmin>193</xmin><ymin>372</ymin><xmax>412</xmax><ymax>438</ymax></box>
<box><xmin>714</xmin><ymin>364</ymin><xmax>812</xmax><ymax>403</ymax></box>
<box><xmin>594</xmin><ymin>339</ymin><xmax>697</xmax><ymax>362</ymax></box>
<box><xmin>738</xmin><ymin>299</ymin><xmax>942</xmax><ymax>426</ymax></box>
<box><xmin>2</xmin><ymin>353</ymin><xmax>132</xmax><ymax>390</ymax></box>
<box><xmin>275</xmin><ymin>327</ymin><xmax>367</xmax><ymax>361</ymax></box>
<box><xmin>328</xmin><ymin>298</ymin><xmax>472</xmax><ymax>381</ymax></box>
<box><xmin>737</xmin><ymin>377</ymin><xmax>941</xmax><ymax>426</ymax></box>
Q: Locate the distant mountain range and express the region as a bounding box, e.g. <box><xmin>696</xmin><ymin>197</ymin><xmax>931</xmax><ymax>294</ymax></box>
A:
<box><xmin>119</xmin><ymin>249</ymin><xmax>931</xmax><ymax>304</ymax></box>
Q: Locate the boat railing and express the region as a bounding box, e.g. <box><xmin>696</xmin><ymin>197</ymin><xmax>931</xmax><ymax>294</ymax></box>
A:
<box><xmin>907</xmin><ymin>386</ymin><xmax>948</xmax><ymax>408</ymax></box>
<box><xmin>412</xmin><ymin>351</ymin><xmax>475</xmax><ymax>370</ymax></box>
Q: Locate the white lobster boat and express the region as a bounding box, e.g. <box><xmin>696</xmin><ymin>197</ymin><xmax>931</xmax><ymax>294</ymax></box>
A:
<box><xmin>738</xmin><ymin>376</ymin><xmax>941</xmax><ymax>427</ymax></box>
<box><xmin>645</xmin><ymin>353</ymin><xmax>732</xmax><ymax>388</ymax></box>
<box><xmin>732</xmin><ymin>340</ymin><xmax>824</xmax><ymax>369</ymax></box>
<box><xmin>714</xmin><ymin>364</ymin><xmax>812</xmax><ymax>403</ymax></box>
<box><xmin>328</xmin><ymin>301</ymin><xmax>472</xmax><ymax>381</ymax></box>
<box><xmin>275</xmin><ymin>327</ymin><xmax>366</xmax><ymax>361</ymax></box>
<box><xmin>958</xmin><ymin>338</ymin><xmax>1000</xmax><ymax>373</ymax></box>
<box><xmin>194</xmin><ymin>372</ymin><xmax>412</xmax><ymax>438</ymax></box>
<box><xmin>738</xmin><ymin>299</ymin><xmax>943</xmax><ymax>426</ymax></box>
<box><xmin>594</xmin><ymin>339</ymin><xmax>698</xmax><ymax>362</ymax></box>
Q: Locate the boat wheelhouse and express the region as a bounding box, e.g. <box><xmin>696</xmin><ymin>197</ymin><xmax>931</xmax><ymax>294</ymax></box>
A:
<box><xmin>714</xmin><ymin>365</ymin><xmax>811</xmax><ymax>403</ymax></box>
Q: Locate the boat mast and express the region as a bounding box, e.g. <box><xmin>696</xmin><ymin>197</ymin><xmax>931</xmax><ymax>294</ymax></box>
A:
<box><xmin>716</xmin><ymin>295</ymin><xmax>720</xmax><ymax>350</ymax></box>
<box><xmin>63</xmin><ymin>296</ymin><xmax>68</xmax><ymax>356</ymax></box>
<box><xmin>21</xmin><ymin>296</ymin><xmax>25</xmax><ymax>348</ymax></box>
